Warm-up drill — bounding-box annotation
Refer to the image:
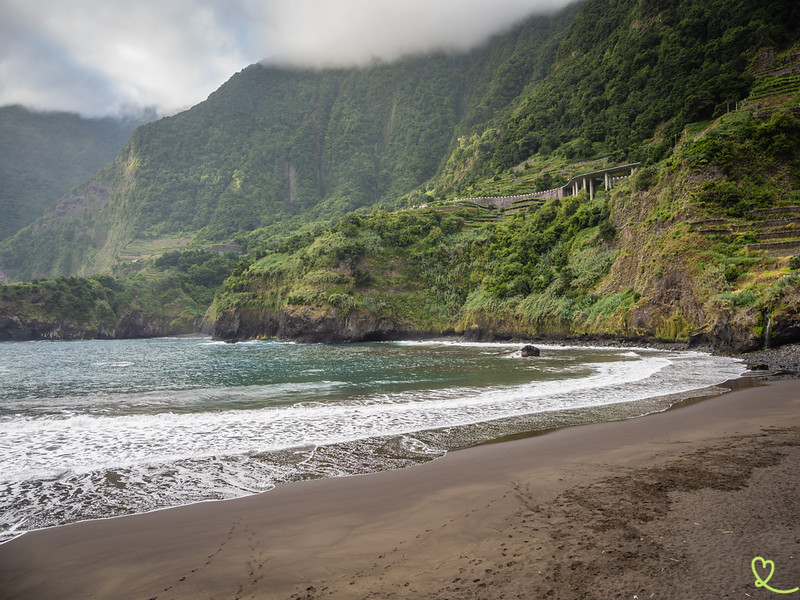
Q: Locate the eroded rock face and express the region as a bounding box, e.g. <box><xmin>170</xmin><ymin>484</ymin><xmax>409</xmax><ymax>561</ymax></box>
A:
<box><xmin>282</xmin><ymin>306</ymin><xmax>403</xmax><ymax>343</ymax></box>
<box><xmin>0</xmin><ymin>310</ymin><xmax>101</xmax><ymax>341</ymax></box>
<box><xmin>212</xmin><ymin>305</ymin><xmax>440</xmax><ymax>344</ymax></box>
<box><xmin>770</xmin><ymin>315</ymin><xmax>800</xmax><ymax>347</ymax></box>
<box><xmin>114</xmin><ymin>310</ymin><xmax>170</xmax><ymax>338</ymax></box>
<box><xmin>0</xmin><ymin>308</ymin><xmax>193</xmax><ymax>341</ymax></box>
<box><xmin>210</xmin><ymin>302</ymin><xmax>800</xmax><ymax>354</ymax></box>
<box><xmin>687</xmin><ymin>318</ymin><xmax>762</xmax><ymax>354</ymax></box>
<box><xmin>211</xmin><ymin>308</ymin><xmax>279</xmax><ymax>342</ymax></box>
<box><xmin>0</xmin><ymin>313</ymin><xmax>27</xmax><ymax>340</ymax></box>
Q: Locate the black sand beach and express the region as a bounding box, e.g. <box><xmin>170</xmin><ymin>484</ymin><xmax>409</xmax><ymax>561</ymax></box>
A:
<box><xmin>1</xmin><ymin>377</ymin><xmax>798</xmax><ymax>599</ymax></box>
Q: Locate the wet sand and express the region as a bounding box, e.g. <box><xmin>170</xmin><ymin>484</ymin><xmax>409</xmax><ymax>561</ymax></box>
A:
<box><xmin>1</xmin><ymin>377</ymin><xmax>799</xmax><ymax>600</ymax></box>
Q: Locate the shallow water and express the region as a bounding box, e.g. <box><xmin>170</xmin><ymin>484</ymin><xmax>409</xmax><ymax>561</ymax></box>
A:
<box><xmin>0</xmin><ymin>338</ymin><xmax>745</xmax><ymax>542</ymax></box>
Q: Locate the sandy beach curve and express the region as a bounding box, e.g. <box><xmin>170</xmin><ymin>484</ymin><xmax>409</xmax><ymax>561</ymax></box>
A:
<box><xmin>1</xmin><ymin>377</ymin><xmax>798</xmax><ymax>599</ymax></box>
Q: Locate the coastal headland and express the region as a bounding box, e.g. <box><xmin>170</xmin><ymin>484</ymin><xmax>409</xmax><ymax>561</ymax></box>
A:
<box><xmin>1</xmin><ymin>373</ymin><xmax>798</xmax><ymax>599</ymax></box>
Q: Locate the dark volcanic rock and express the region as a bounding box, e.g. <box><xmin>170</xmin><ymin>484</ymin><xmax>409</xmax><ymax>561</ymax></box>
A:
<box><xmin>213</xmin><ymin>305</ymin><xmax>451</xmax><ymax>344</ymax></box>
<box><xmin>769</xmin><ymin>315</ymin><xmax>800</xmax><ymax>347</ymax></box>
<box><xmin>742</xmin><ymin>342</ymin><xmax>800</xmax><ymax>377</ymax></box>
<box><xmin>286</xmin><ymin>306</ymin><xmax>402</xmax><ymax>343</ymax></box>
<box><xmin>114</xmin><ymin>310</ymin><xmax>169</xmax><ymax>338</ymax></box>
<box><xmin>0</xmin><ymin>307</ymin><xmax>193</xmax><ymax>342</ymax></box>
<box><xmin>0</xmin><ymin>313</ymin><xmax>32</xmax><ymax>341</ymax></box>
<box><xmin>521</xmin><ymin>344</ymin><xmax>541</xmax><ymax>357</ymax></box>
<box><xmin>0</xmin><ymin>311</ymin><xmax>95</xmax><ymax>341</ymax></box>
<box><xmin>688</xmin><ymin>318</ymin><xmax>760</xmax><ymax>354</ymax></box>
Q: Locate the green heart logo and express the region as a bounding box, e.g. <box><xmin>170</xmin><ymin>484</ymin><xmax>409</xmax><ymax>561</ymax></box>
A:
<box><xmin>752</xmin><ymin>556</ymin><xmax>800</xmax><ymax>595</ymax></box>
<box><xmin>753</xmin><ymin>557</ymin><xmax>776</xmax><ymax>588</ymax></box>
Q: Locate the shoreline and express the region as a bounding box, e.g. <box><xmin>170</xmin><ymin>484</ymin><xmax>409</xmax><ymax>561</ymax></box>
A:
<box><xmin>1</xmin><ymin>376</ymin><xmax>798</xmax><ymax>599</ymax></box>
<box><xmin>0</xmin><ymin>376</ymin><xmax>741</xmax><ymax>545</ymax></box>
<box><xmin>0</xmin><ymin>344</ymin><xmax>749</xmax><ymax>548</ymax></box>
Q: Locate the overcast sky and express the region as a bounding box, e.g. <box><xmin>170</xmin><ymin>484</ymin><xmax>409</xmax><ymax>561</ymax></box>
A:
<box><xmin>0</xmin><ymin>0</ymin><xmax>573</xmax><ymax>118</ymax></box>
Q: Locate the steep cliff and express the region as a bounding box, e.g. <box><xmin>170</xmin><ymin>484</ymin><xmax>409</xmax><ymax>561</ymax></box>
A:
<box><xmin>0</xmin><ymin>8</ymin><xmax>577</xmax><ymax>281</ymax></box>
<box><xmin>209</xmin><ymin>106</ymin><xmax>800</xmax><ymax>352</ymax></box>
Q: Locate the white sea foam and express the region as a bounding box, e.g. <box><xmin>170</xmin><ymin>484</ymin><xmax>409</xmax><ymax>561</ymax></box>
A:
<box><xmin>0</xmin><ymin>341</ymin><xmax>745</xmax><ymax>542</ymax></box>
<box><xmin>0</xmin><ymin>350</ymin><xmax>740</xmax><ymax>484</ymax></box>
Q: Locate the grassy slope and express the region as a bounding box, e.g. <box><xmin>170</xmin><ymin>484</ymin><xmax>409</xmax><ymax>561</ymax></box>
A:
<box><xmin>0</xmin><ymin>8</ymin><xmax>576</xmax><ymax>282</ymax></box>
<box><xmin>210</xmin><ymin>98</ymin><xmax>800</xmax><ymax>350</ymax></box>
<box><xmin>0</xmin><ymin>105</ymin><xmax>141</xmax><ymax>244</ymax></box>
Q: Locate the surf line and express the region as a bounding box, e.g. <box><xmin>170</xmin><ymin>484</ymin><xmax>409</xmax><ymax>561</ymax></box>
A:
<box><xmin>752</xmin><ymin>557</ymin><xmax>800</xmax><ymax>594</ymax></box>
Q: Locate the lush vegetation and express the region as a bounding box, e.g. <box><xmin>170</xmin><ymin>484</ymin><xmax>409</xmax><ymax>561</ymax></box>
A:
<box><xmin>211</xmin><ymin>191</ymin><xmax>620</xmax><ymax>337</ymax></box>
<box><xmin>4</xmin><ymin>0</ymin><xmax>798</xmax><ymax>280</ymax></box>
<box><xmin>0</xmin><ymin>250</ymin><xmax>239</xmax><ymax>336</ymax></box>
<box><xmin>439</xmin><ymin>0</ymin><xmax>800</xmax><ymax>195</ymax></box>
<box><xmin>0</xmin><ymin>10</ymin><xmax>574</xmax><ymax>282</ymax></box>
<box><xmin>153</xmin><ymin>249</ymin><xmax>243</xmax><ymax>307</ymax></box>
<box><xmin>684</xmin><ymin>109</ymin><xmax>800</xmax><ymax>215</ymax></box>
<box><xmin>0</xmin><ymin>2</ymin><xmax>585</xmax><ymax>279</ymax></box>
<box><xmin>2</xmin><ymin>0</ymin><xmax>800</xmax><ymax>349</ymax></box>
<box><xmin>0</xmin><ymin>105</ymin><xmax>144</xmax><ymax>244</ymax></box>
<box><xmin>212</xmin><ymin>98</ymin><xmax>800</xmax><ymax>348</ymax></box>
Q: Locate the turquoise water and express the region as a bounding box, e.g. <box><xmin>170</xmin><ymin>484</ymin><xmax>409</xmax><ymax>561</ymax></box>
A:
<box><xmin>0</xmin><ymin>338</ymin><xmax>745</xmax><ymax>542</ymax></box>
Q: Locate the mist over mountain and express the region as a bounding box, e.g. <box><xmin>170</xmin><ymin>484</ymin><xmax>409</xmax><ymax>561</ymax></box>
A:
<box><xmin>1</xmin><ymin>0</ymin><xmax>575</xmax><ymax>117</ymax></box>
<box><xmin>0</xmin><ymin>5</ymin><xmax>578</xmax><ymax>280</ymax></box>
<box><xmin>0</xmin><ymin>0</ymin><xmax>798</xmax><ymax>285</ymax></box>
<box><xmin>0</xmin><ymin>105</ymin><xmax>151</xmax><ymax>247</ymax></box>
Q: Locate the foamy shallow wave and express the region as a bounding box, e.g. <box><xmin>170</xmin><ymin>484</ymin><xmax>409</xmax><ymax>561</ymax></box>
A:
<box><xmin>0</xmin><ymin>340</ymin><xmax>745</xmax><ymax>543</ymax></box>
<box><xmin>2</xmin><ymin>354</ymin><xmax>674</xmax><ymax>482</ymax></box>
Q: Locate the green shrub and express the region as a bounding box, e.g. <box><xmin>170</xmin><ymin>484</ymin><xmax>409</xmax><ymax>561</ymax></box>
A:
<box><xmin>716</xmin><ymin>289</ymin><xmax>758</xmax><ymax>308</ymax></box>
<box><xmin>723</xmin><ymin>264</ymin><xmax>741</xmax><ymax>283</ymax></box>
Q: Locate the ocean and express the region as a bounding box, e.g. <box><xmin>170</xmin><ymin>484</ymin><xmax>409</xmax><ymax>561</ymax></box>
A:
<box><xmin>0</xmin><ymin>337</ymin><xmax>746</xmax><ymax>543</ymax></box>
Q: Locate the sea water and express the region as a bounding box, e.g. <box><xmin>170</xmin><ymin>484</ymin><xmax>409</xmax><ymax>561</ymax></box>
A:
<box><xmin>0</xmin><ymin>338</ymin><xmax>745</xmax><ymax>543</ymax></box>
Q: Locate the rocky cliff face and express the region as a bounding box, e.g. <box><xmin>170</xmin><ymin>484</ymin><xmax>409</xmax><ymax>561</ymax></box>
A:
<box><xmin>0</xmin><ymin>308</ymin><xmax>195</xmax><ymax>342</ymax></box>
<box><xmin>212</xmin><ymin>305</ymin><xmax>451</xmax><ymax>344</ymax></box>
<box><xmin>211</xmin><ymin>301</ymin><xmax>800</xmax><ymax>352</ymax></box>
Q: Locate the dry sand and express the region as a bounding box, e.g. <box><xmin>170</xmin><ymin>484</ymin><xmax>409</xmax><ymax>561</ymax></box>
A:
<box><xmin>1</xmin><ymin>377</ymin><xmax>799</xmax><ymax>600</ymax></box>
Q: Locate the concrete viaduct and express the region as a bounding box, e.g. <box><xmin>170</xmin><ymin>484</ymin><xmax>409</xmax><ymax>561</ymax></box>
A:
<box><xmin>551</xmin><ymin>162</ymin><xmax>640</xmax><ymax>201</ymax></box>
<box><xmin>455</xmin><ymin>162</ymin><xmax>640</xmax><ymax>209</ymax></box>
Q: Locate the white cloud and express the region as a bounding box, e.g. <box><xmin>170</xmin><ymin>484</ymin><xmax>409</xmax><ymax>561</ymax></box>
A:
<box><xmin>0</xmin><ymin>0</ymin><xmax>573</xmax><ymax>117</ymax></box>
<box><xmin>257</xmin><ymin>0</ymin><xmax>571</xmax><ymax>67</ymax></box>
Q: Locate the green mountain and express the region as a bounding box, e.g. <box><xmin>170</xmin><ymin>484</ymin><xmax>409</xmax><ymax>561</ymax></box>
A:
<box><xmin>207</xmin><ymin>0</ymin><xmax>800</xmax><ymax>352</ymax></box>
<box><xmin>5</xmin><ymin>0</ymin><xmax>797</xmax><ymax>283</ymax></box>
<box><xmin>210</xmin><ymin>105</ymin><xmax>800</xmax><ymax>352</ymax></box>
<box><xmin>0</xmin><ymin>5</ymin><xmax>578</xmax><ymax>281</ymax></box>
<box><xmin>0</xmin><ymin>105</ymin><xmax>145</xmax><ymax>248</ymax></box>
<box><xmin>1</xmin><ymin>0</ymin><xmax>800</xmax><ymax>350</ymax></box>
<box><xmin>438</xmin><ymin>0</ymin><xmax>799</xmax><ymax>194</ymax></box>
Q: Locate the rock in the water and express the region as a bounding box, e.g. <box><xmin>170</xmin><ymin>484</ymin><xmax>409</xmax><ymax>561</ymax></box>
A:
<box><xmin>520</xmin><ymin>344</ymin><xmax>540</xmax><ymax>357</ymax></box>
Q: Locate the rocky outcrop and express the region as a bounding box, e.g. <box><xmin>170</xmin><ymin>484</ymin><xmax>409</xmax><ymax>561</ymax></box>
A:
<box><xmin>769</xmin><ymin>314</ymin><xmax>800</xmax><ymax>347</ymax></box>
<box><xmin>521</xmin><ymin>344</ymin><xmax>541</xmax><ymax>357</ymax></box>
<box><xmin>212</xmin><ymin>300</ymin><xmax>800</xmax><ymax>356</ymax></box>
<box><xmin>0</xmin><ymin>308</ymin><xmax>195</xmax><ymax>342</ymax></box>
<box><xmin>0</xmin><ymin>313</ymin><xmax>100</xmax><ymax>341</ymax></box>
<box><xmin>113</xmin><ymin>310</ymin><xmax>184</xmax><ymax>339</ymax></box>
<box><xmin>212</xmin><ymin>305</ymin><xmax>452</xmax><ymax>343</ymax></box>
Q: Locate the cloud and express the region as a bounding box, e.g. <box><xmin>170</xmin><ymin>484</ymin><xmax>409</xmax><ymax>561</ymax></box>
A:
<box><xmin>257</xmin><ymin>0</ymin><xmax>572</xmax><ymax>67</ymax></box>
<box><xmin>0</xmin><ymin>0</ymin><xmax>248</xmax><ymax>116</ymax></box>
<box><xmin>0</xmin><ymin>0</ymin><xmax>573</xmax><ymax>117</ymax></box>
